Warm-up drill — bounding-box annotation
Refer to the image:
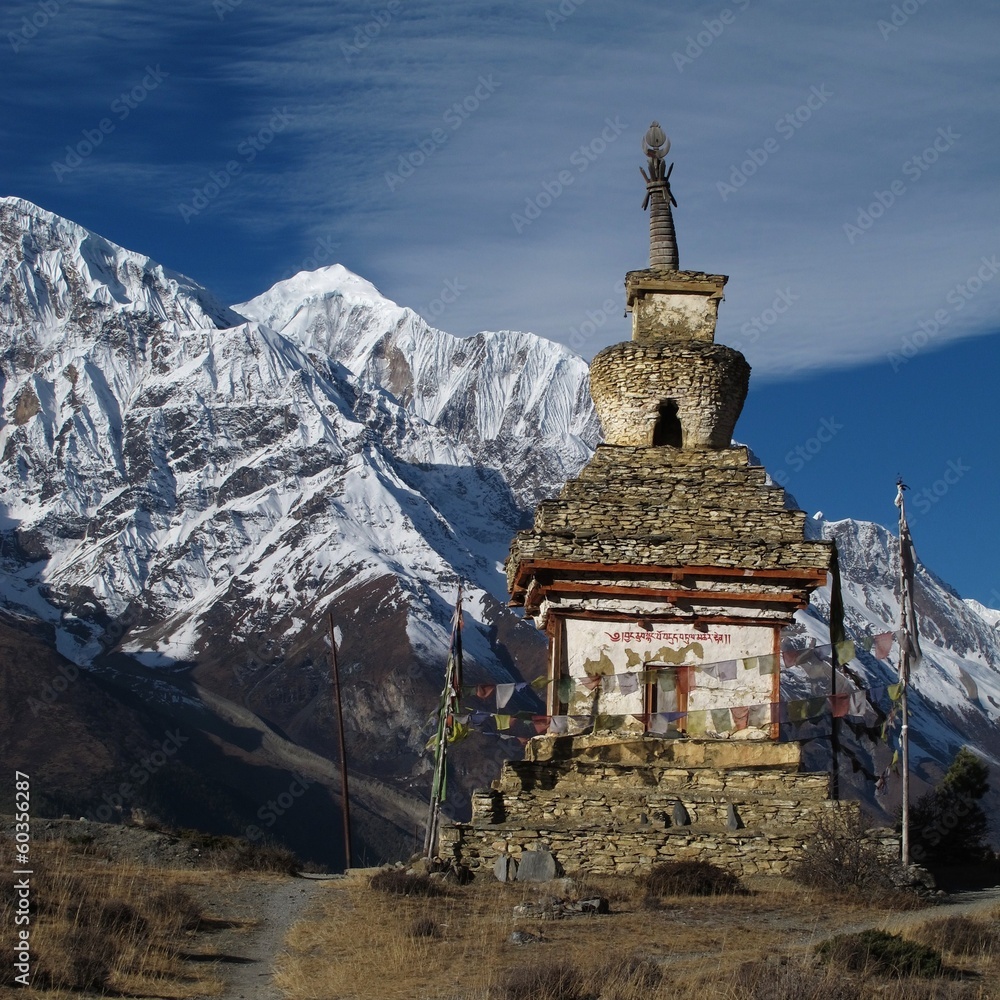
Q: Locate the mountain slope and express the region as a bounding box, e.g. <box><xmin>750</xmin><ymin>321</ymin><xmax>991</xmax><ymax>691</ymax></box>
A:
<box><xmin>0</xmin><ymin>196</ymin><xmax>996</xmax><ymax>858</ymax></box>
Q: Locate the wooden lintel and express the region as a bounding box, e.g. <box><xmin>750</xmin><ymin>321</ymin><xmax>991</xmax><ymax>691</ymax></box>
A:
<box><xmin>548</xmin><ymin>609</ymin><xmax>789</xmax><ymax>627</ymax></box>
<box><xmin>513</xmin><ymin>559</ymin><xmax>828</xmax><ymax>586</ymax></box>
<box><xmin>545</xmin><ymin>580</ymin><xmax>807</xmax><ymax>604</ymax></box>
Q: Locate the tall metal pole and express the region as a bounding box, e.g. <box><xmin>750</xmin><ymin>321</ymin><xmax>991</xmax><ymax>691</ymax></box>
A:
<box><xmin>328</xmin><ymin>612</ymin><xmax>353</xmax><ymax>872</ymax></box>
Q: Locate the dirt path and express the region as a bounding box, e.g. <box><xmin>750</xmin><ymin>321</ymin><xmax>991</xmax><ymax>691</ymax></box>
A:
<box><xmin>188</xmin><ymin>873</ymin><xmax>339</xmax><ymax>1000</ymax></box>
<box><xmin>805</xmin><ymin>886</ymin><xmax>1000</xmax><ymax>947</ymax></box>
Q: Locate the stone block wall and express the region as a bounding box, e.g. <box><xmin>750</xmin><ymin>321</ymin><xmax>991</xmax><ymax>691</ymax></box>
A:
<box><xmin>439</xmin><ymin>737</ymin><xmax>858</xmax><ymax>879</ymax></box>
<box><xmin>589</xmin><ymin>342</ymin><xmax>749</xmax><ymax>448</ymax></box>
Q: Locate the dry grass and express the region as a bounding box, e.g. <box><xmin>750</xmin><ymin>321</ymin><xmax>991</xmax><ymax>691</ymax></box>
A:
<box><xmin>274</xmin><ymin>871</ymin><xmax>1000</xmax><ymax>1000</ymax></box>
<box><xmin>913</xmin><ymin>916</ymin><xmax>1000</xmax><ymax>958</ymax></box>
<box><xmin>0</xmin><ymin>834</ymin><xmax>226</xmax><ymax>998</ymax></box>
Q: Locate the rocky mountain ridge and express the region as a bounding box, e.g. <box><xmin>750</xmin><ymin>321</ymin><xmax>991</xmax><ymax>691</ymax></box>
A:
<box><xmin>1</xmin><ymin>196</ymin><xmax>997</xmax><ymax>860</ymax></box>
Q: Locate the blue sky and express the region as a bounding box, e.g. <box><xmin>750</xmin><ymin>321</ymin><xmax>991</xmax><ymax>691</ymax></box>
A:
<box><xmin>2</xmin><ymin>0</ymin><xmax>998</xmax><ymax>606</ymax></box>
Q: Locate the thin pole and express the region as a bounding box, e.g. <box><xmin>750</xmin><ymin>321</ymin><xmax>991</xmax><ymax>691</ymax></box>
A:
<box><xmin>895</xmin><ymin>482</ymin><xmax>911</xmax><ymax>867</ymax></box>
<box><xmin>828</xmin><ymin>543</ymin><xmax>845</xmax><ymax>802</ymax></box>
<box><xmin>424</xmin><ymin>588</ymin><xmax>463</xmax><ymax>859</ymax></box>
<box><xmin>328</xmin><ymin>612</ymin><xmax>353</xmax><ymax>872</ymax></box>
<box><xmin>830</xmin><ymin>649</ymin><xmax>840</xmax><ymax>801</ymax></box>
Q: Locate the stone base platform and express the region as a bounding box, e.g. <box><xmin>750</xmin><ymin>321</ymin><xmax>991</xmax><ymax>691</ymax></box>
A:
<box><xmin>439</xmin><ymin>734</ymin><xmax>857</xmax><ymax>878</ymax></box>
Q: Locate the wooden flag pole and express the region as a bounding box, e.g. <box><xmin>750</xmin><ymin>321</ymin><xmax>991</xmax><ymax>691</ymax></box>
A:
<box><xmin>424</xmin><ymin>587</ymin><xmax>463</xmax><ymax>860</ymax></box>
<box><xmin>328</xmin><ymin>612</ymin><xmax>353</xmax><ymax>872</ymax></box>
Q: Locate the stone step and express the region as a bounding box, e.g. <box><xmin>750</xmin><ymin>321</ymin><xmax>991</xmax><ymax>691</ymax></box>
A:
<box><xmin>440</xmin><ymin>802</ymin><xmax>867</xmax><ymax>879</ymax></box>
<box><xmin>483</xmin><ymin>794</ymin><xmax>836</xmax><ymax>833</ymax></box>
<box><xmin>499</xmin><ymin>763</ymin><xmax>831</xmax><ymax>799</ymax></box>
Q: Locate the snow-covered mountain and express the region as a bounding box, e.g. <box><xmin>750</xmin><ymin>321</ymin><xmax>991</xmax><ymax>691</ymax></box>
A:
<box><xmin>1</xmin><ymin>196</ymin><xmax>997</xmax><ymax>856</ymax></box>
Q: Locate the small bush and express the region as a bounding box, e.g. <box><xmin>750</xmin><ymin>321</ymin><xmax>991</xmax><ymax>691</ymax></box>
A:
<box><xmin>730</xmin><ymin>956</ymin><xmax>863</xmax><ymax>1000</ymax></box>
<box><xmin>816</xmin><ymin>929</ymin><xmax>943</xmax><ymax>978</ymax></box>
<box><xmin>913</xmin><ymin>915</ymin><xmax>999</xmax><ymax>956</ymax></box>
<box><xmin>408</xmin><ymin>916</ymin><xmax>440</xmax><ymax>939</ymax></box>
<box><xmin>791</xmin><ymin>811</ymin><xmax>912</xmax><ymax>904</ymax></box>
<box><xmin>96</xmin><ymin>899</ymin><xmax>149</xmax><ymax>936</ymax></box>
<box><xmin>641</xmin><ymin>860</ymin><xmax>743</xmax><ymax>897</ymax></box>
<box><xmin>148</xmin><ymin>885</ymin><xmax>204</xmax><ymax>932</ymax></box>
<box><xmin>224</xmin><ymin>842</ymin><xmax>301</xmax><ymax>874</ymax></box>
<box><xmin>369</xmin><ymin>869</ymin><xmax>448</xmax><ymax>897</ymax></box>
<box><xmin>593</xmin><ymin>953</ymin><xmax>662</xmax><ymax>998</ymax></box>
<box><xmin>490</xmin><ymin>960</ymin><xmax>591</xmax><ymax>1000</ymax></box>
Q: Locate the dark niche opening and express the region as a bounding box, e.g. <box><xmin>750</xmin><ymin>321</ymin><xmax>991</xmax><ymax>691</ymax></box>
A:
<box><xmin>652</xmin><ymin>400</ymin><xmax>682</xmax><ymax>447</ymax></box>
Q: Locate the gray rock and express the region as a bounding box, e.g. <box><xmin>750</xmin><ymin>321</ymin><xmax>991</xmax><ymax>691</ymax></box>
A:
<box><xmin>726</xmin><ymin>802</ymin><xmax>743</xmax><ymax>830</ymax></box>
<box><xmin>672</xmin><ymin>801</ymin><xmax>690</xmax><ymax>826</ymax></box>
<box><xmin>510</xmin><ymin>930</ymin><xmax>544</xmax><ymax>945</ymax></box>
<box><xmin>516</xmin><ymin>848</ymin><xmax>557</xmax><ymax>882</ymax></box>
<box><xmin>563</xmin><ymin>897</ymin><xmax>609</xmax><ymax>915</ymax></box>
<box><xmin>493</xmin><ymin>854</ymin><xmax>518</xmax><ymax>883</ymax></box>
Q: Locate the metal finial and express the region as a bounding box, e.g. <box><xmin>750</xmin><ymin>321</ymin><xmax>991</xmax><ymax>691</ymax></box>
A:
<box><xmin>640</xmin><ymin>120</ymin><xmax>678</xmax><ymax>269</ymax></box>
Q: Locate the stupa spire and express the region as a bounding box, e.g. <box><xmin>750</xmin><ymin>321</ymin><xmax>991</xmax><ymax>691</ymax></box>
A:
<box><xmin>640</xmin><ymin>121</ymin><xmax>678</xmax><ymax>269</ymax></box>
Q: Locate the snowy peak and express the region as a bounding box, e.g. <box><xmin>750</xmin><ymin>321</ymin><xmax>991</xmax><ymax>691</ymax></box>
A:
<box><xmin>0</xmin><ymin>197</ymin><xmax>242</xmax><ymax>342</ymax></box>
<box><xmin>965</xmin><ymin>598</ymin><xmax>1000</xmax><ymax>630</ymax></box>
<box><xmin>233</xmin><ymin>263</ymin><xmax>387</xmax><ymax>330</ymax></box>
<box><xmin>238</xmin><ymin>263</ymin><xmax>601</xmax><ymax>506</ymax></box>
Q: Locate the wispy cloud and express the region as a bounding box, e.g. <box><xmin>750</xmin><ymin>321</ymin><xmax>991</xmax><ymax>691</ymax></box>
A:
<box><xmin>3</xmin><ymin>0</ymin><xmax>999</xmax><ymax>375</ymax></box>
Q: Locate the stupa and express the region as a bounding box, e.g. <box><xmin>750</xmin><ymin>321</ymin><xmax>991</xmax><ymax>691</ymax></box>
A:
<box><xmin>440</xmin><ymin>124</ymin><xmax>854</xmax><ymax>878</ymax></box>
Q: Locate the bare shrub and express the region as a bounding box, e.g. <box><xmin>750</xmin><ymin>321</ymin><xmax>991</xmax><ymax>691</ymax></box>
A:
<box><xmin>147</xmin><ymin>885</ymin><xmax>203</xmax><ymax>932</ymax></box>
<box><xmin>369</xmin><ymin>868</ymin><xmax>448</xmax><ymax>897</ymax></box>
<box><xmin>816</xmin><ymin>929</ymin><xmax>943</xmax><ymax>978</ymax></box>
<box><xmin>729</xmin><ymin>956</ymin><xmax>863</xmax><ymax>1000</ymax></box>
<box><xmin>408</xmin><ymin>915</ymin><xmax>440</xmax><ymax>939</ymax></box>
<box><xmin>591</xmin><ymin>952</ymin><xmax>662</xmax><ymax>998</ymax></box>
<box><xmin>912</xmin><ymin>915</ymin><xmax>999</xmax><ymax>956</ymax></box>
<box><xmin>490</xmin><ymin>960</ymin><xmax>591</xmax><ymax>1000</ymax></box>
<box><xmin>641</xmin><ymin>860</ymin><xmax>744</xmax><ymax>898</ymax></box>
<box><xmin>223</xmin><ymin>841</ymin><xmax>301</xmax><ymax>874</ymax></box>
<box><xmin>791</xmin><ymin>810</ymin><xmax>913</xmax><ymax>904</ymax></box>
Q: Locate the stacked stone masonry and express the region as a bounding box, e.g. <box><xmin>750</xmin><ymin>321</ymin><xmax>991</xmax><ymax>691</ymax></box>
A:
<box><xmin>507</xmin><ymin>445</ymin><xmax>830</xmax><ymax>592</ymax></box>
<box><xmin>590</xmin><ymin>342</ymin><xmax>749</xmax><ymax>448</ymax></box>
<box><xmin>440</xmin><ymin>737</ymin><xmax>857</xmax><ymax>878</ymax></box>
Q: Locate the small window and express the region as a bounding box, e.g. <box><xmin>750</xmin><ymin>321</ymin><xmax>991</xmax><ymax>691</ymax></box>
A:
<box><xmin>652</xmin><ymin>400</ymin><xmax>682</xmax><ymax>447</ymax></box>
